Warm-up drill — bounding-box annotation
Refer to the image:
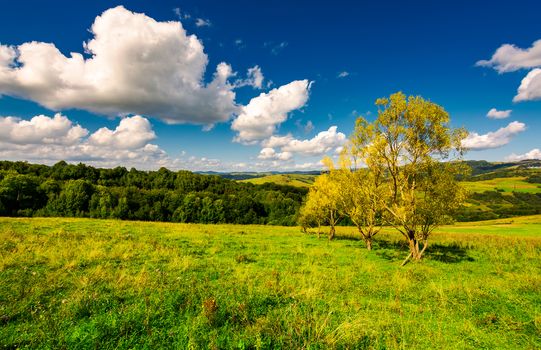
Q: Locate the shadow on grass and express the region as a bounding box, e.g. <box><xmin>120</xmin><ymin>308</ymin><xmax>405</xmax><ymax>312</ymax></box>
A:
<box><xmin>375</xmin><ymin>240</ymin><xmax>475</xmax><ymax>264</ymax></box>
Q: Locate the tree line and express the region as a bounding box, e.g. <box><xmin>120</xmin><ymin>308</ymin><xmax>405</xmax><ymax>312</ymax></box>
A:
<box><xmin>0</xmin><ymin>161</ymin><xmax>306</xmax><ymax>225</ymax></box>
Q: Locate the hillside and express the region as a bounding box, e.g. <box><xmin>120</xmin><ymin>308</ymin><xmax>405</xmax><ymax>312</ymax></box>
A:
<box><xmin>1</xmin><ymin>216</ymin><xmax>540</xmax><ymax>348</ymax></box>
<box><xmin>239</xmin><ymin>174</ymin><xmax>317</xmax><ymax>187</ymax></box>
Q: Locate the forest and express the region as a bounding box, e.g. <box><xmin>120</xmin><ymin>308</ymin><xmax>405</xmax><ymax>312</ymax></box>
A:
<box><xmin>0</xmin><ymin>160</ymin><xmax>306</xmax><ymax>225</ymax></box>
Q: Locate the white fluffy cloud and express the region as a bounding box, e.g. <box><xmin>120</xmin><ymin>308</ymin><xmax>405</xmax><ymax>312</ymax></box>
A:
<box><xmin>513</xmin><ymin>68</ymin><xmax>541</xmax><ymax>102</ymax></box>
<box><xmin>0</xmin><ymin>114</ymin><xmax>170</xmax><ymax>169</ymax></box>
<box><xmin>257</xmin><ymin>147</ymin><xmax>293</xmax><ymax>161</ymax></box>
<box><xmin>258</xmin><ymin>125</ymin><xmax>346</xmax><ymax>164</ymax></box>
<box><xmin>0</xmin><ymin>113</ymin><xmax>88</xmax><ymax>145</ymax></box>
<box><xmin>505</xmin><ymin>148</ymin><xmax>541</xmax><ymax>161</ymax></box>
<box><xmin>476</xmin><ymin>39</ymin><xmax>541</xmax><ymax>73</ymax></box>
<box><xmin>0</xmin><ymin>6</ymin><xmax>237</xmax><ymax>124</ymax></box>
<box><xmin>478</xmin><ymin>39</ymin><xmax>541</xmax><ymax>102</ymax></box>
<box><xmin>486</xmin><ymin>108</ymin><xmax>512</xmax><ymax>119</ymax></box>
<box><xmin>281</xmin><ymin>126</ymin><xmax>346</xmax><ymax>156</ymax></box>
<box><xmin>87</xmin><ymin>115</ymin><xmax>156</xmax><ymax>149</ymax></box>
<box><xmin>462</xmin><ymin>121</ymin><xmax>526</xmax><ymax>150</ymax></box>
<box><xmin>231</xmin><ymin>80</ymin><xmax>311</xmax><ymax>144</ymax></box>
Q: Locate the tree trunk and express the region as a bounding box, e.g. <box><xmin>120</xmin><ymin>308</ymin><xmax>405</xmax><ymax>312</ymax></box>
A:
<box><xmin>365</xmin><ymin>239</ymin><xmax>372</xmax><ymax>250</ymax></box>
<box><xmin>402</xmin><ymin>232</ymin><xmax>422</xmax><ymax>266</ymax></box>
<box><xmin>317</xmin><ymin>224</ymin><xmax>321</xmax><ymax>239</ymax></box>
<box><xmin>328</xmin><ymin>225</ymin><xmax>335</xmax><ymax>240</ymax></box>
<box><xmin>328</xmin><ymin>210</ymin><xmax>335</xmax><ymax>240</ymax></box>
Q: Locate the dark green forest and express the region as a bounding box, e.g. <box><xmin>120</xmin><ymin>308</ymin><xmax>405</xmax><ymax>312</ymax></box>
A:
<box><xmin>1</xmin><ymin>160</ymin><xmax>540</xmax><ymax>224</ymax></box>
<box><xmin>0</xmin><ymin>161</ymin><xmax>306</xmax><ymax>225</ymax></box>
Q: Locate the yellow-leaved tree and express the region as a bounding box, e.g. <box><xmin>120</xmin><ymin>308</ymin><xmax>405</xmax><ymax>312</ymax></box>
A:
<box><xmin>367</xmin><ymin>92</ymin><xmax>468</xmax><ymax>264</ymax></box>
<box><xmin>300</xmin><ymin>169</ymin><xmax>342</xmax><ymax>240</ymax></box>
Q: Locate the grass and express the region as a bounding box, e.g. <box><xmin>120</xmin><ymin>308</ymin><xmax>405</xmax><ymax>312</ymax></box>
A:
<box><xmin>239</xmin><ymin>174</ymin><xmax>317</xmax><ymax>187</ymax></box>
<box><xmin>461</xmin><ymin>176</ymin><xmax>541</xmax><ymax>194</ymax></box>
<box><xmin>0</xmin><ymin>216</ymin><xmax>540</xmax><ymax>349</ymax></box>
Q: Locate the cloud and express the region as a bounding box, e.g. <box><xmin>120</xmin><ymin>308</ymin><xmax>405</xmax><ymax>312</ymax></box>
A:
<box><xmin>231</xmin><ymin>80</ymin><xmax>311</xmax><ymax>144</ymax></box>
<box><xmin>173</xmin><ymin>7</ymin><xmax>190</xmax><ymax>20</ymax></box>
<box><xmin>246</xmin><ymin>66</ymin><xmax>264</xmax><ymax>89</ymax></box>
<box><xmin>0</xmin><ymin>6</ymin><xmax>237</xmax><ymax>124</ymax></box>
<box><xmin>0</xmin><ymin>114</ymin><xmax>170</xmax><ymax>169</ymax></box>
<box><xmin>513</xmin><ymin>68</ymin><xmax>541</xmax><ymax>102</ymax></box>
<box><xmin>337</xmin><ymin>71</ymin><xmax>349</xmax><ymax>78</ymax></box>
<box><xmin>87</xmin><ymin>115</ymin><xmax>156</xmax><ymax>149</ymax></box>
<box><xmin>281</xmin><ymin>126</ymin><xmax>346</xmax><ymax>156</ymax></box>
<box><xmin>261</xmin><ymin>134</ymin><xmax>294</xmax><ymax>148</ymax></box>
<box><xmin>303</xmin><ymin>120</ymin><xmax>314</xmax><ymax>134</ymax></box>
<box><xmin>0</xmin><ymin>113</ymin><xmax>88</xmax><ymax>145</ymax></box>
<box><xmin>505</xmin><ymin>148</ymin><xmax>541</xmax><ymax>161</ymax></box>
<box><xmin>257</xmin><ymin>147</ymin><xmax>292</xmax><ymax>161</ymax></box>
<box><xmin>476</xmin><ymin>39</ymin><xmax>541</xmax><ymax>73</ymax></box>
<box><xmin>195</xmin><ymin>18</ymin><xmax>211</xmax><ymax>27</ymax></box>
<box><xmin>234</xmin><ymin>65</ymin><xmax>264</xmax><ymax>89</ymax></box>
<box><xmin>462</xmin><ymin>121</ymin><xmax>526</xmax><ymax>150</ymax></box>
<box><xmin>486</xmin><ymin>108</ymin><xmax>512</xmax><ymax>119</ymax></box>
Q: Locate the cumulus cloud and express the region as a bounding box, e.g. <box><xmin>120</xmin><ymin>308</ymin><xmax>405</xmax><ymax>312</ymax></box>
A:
<box><xmin>281</xmin><ymin>126</ymin><xmax>346</xmax><ymax>156</ymax></box>
<box><xmin>0</xmin><ymin>114</ymin><xmax>170</xmax><ymax>169</ymax></box>
<box><xmin>0</xmin><ymin>6</ymin><xmax>237</xmax><ymax>124</ymax></box>
<box><xmin>513</xmin><ymin>68</ymin><xmax>541</xmax><ymax>102</ymax></box>
<box><xmin>231</xmin><ymin>80</ymin><xmax>311</xmax><ymax>144</ymax></box>
<box><xmin>337</xmin><ymin>71</ymin><xmax>349</xmax><ymax>78</ymax></box>
<box><xmin>486</xmin><ymin>108</ymin><xmax>512</xmax><ymax>119</ymax></box>
<box><xmin>0</xmin><ymin>113</ymin><xmax>88</xmax><ymax>145</ymax></box>
<box><xmin>462</xmin><ymin>121</ymin><xmax>526</xmax><ymax>150</ymax></box>
<box><xmin>476</xmin><ymin>39</ymin><xmax>541</xmax><ymax>73</ymax></box>
<box><xmin>505</xmin><ymin>148</ymin><xmax>541</xmax><ymax>161</ymax></box>
<box><xmin>87</xmin><ymin>115</ymin><xmax>155</xmax><ymax>149</ymax></box>
<box><xmin>257</xmin><ymin>147</ymin><xmax>293</xmax><ymax>161</ymax></box>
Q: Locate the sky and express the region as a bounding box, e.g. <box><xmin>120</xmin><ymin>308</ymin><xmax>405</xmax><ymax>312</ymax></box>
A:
<box><xmin>0</xmin><ymin>0</ymin><xmax>540</xmax><ymax>171</ymax></box>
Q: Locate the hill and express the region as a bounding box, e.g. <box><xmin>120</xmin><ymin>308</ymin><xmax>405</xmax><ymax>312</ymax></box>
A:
<box><xmin>1</xmin><ymin>216</ymin><xmax>539</xmax><ymax>348</ymax></box>
<box><xmin>239</xmin><ymin>174</ymin><xmax>317</xmax><ymax>187</ymax></box>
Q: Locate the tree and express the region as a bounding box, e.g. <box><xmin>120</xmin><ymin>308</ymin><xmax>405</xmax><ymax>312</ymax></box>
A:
<box><xmin>298</xmin><ymin>188</ymin><xmax>327</xmax><ymax>238</ymax></box>
<box><xmin>365</xmin><ymin>92</ymin><xmax>468</xmax><ymax>264</ymax></box>
<box><xmin>326</xmin><ymin>119</ymin><xmax>387</xmax><ymax>250</ymax></box>
<box><xmin>301</xmin><ymin>169</ymin><xmax>342</xmax><ymax>240</ymax></box>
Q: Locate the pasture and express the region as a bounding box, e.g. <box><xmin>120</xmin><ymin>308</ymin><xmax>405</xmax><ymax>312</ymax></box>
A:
<box><xmin>0</xmin><ymin>216</ymin><xmax>540</xmax><ymax>349</ymax></box>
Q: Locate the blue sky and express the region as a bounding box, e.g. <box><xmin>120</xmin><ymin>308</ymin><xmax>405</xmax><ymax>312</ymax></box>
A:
<box><xmin>0</xmin><ymin>0</ymin><xmax>540</xmax><ymax>171</ymax></box>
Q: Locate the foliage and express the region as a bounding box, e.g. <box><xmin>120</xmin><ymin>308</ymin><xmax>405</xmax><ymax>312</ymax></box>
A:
<box><xmin>0</xmin><ymin>161</ymin><xmax>306</xmax><ymax>225</ymax></box>
<box><xmin>298</xmin><ymin>171</ymin><xmax>342</xmax><ymax>240</ymax></box>
<box><xmin>366</xmin><ymin>92</ymin><xmax>468</xmax><ymax>263</ymax></box>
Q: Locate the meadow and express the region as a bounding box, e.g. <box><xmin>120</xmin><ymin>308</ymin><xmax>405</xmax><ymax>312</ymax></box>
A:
<box><xmin>461</xmin><ymin>176</ymin><xmax>541</xmax><ymax>194</ymax></box>
<box><xmin>0</xmin><ymin>216</ymin><xmax>540</xmax><ymax>349</ymax></box>
<box><xmin>240</xmin><ymin>174</ymin><xmax>317</xmax><ymax>188</ymax></box>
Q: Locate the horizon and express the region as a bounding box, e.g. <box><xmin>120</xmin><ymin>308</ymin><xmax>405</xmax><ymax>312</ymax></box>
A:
<box><xmin>1</xmin><ymin>0</ymin><xmax>540</xmax><ymax>171</ymax></box>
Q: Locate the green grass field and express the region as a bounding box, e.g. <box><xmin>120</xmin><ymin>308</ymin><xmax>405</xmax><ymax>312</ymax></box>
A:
<box><xmin>239</xmin><ymin>174</ymin><xmax>317</xmax><ymax>187</ymax></box>
<box><xmin>1</xmin><ymin>216</ymin><xmax>540</xmax><ymax>349</ymax></box>
<box><xmin>454</xmin><ymin>176</ymin><xmax>540</xmax><ymax>194</ymax></box>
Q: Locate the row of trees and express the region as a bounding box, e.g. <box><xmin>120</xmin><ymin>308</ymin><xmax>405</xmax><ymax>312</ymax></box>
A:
<box><xmin>299</xmin><ymin>92</ymin><xmax>468</xmax><ymax>265</ymax></box>
<box><xmin>0</xmin><ymin>163</ymin><xmax>306</xmax><ymax>225</ymax></box>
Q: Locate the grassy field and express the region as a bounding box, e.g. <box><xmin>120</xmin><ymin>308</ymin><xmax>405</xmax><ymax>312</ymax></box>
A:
<box><xmin>456</xmin><ymin>176</ymin><xmax>540</xmax><ymax>194</ymax></box>
<box><xmin>239</xmin><ymin>174</ymin><xmax>317</xmax><ymax>187</ymax></box>
<box><xmin>1</xmin><ymin>217</ymin><xmax>540</xmax><ymax>349</ymax></box>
